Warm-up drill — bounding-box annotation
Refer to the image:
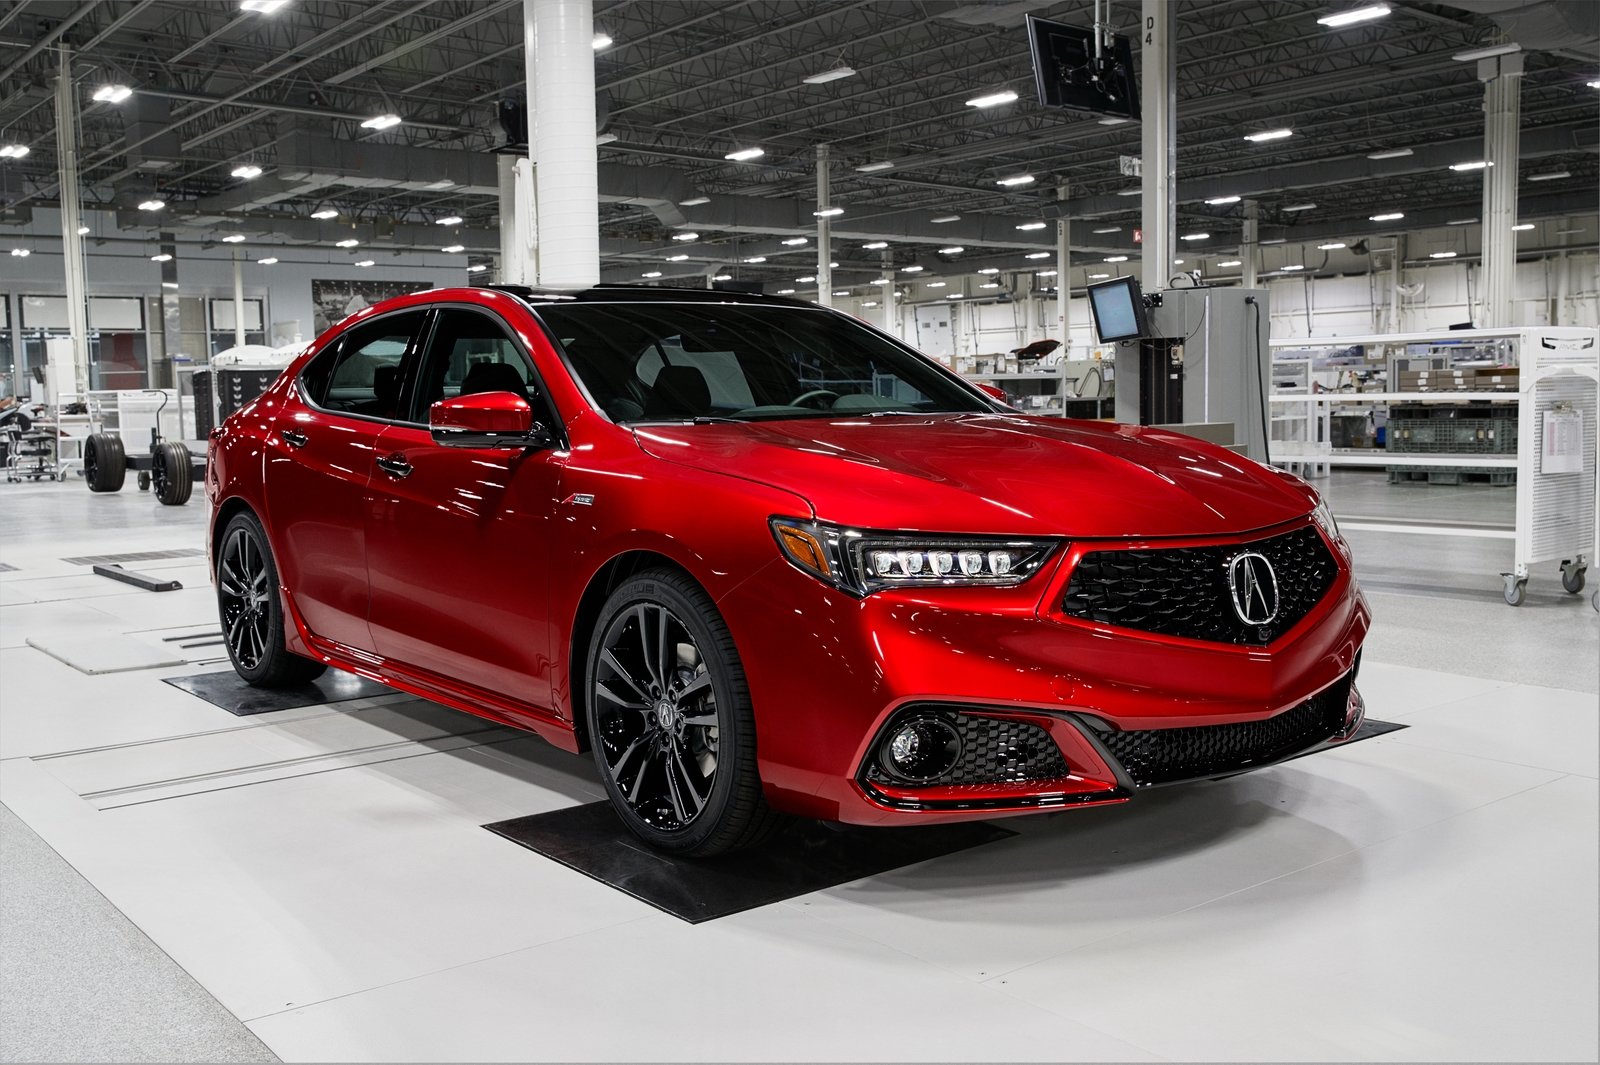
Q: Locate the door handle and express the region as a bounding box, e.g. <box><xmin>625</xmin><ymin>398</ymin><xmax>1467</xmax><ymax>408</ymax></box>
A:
<box><xmin>376</xmin><ymin>453</ymin><xmax>413</xmax><ymax>479</ymax></box>
<box><xmin>279</xmin><ymin>427</ymin><xmax>308</xmax><ymax>449</ymax></box>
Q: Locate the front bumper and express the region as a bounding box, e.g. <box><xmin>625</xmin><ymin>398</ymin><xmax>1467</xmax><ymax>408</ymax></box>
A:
<box><xmin>719</xmin><ymin>520</ymin><xmax>1370</xmax><ymax>825</ymax></box>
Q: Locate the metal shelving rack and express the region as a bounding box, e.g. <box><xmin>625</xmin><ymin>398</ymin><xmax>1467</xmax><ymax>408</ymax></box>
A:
<box><xmin>962</xmin><ymin>365</ymin><xmax>1068</xmax><ymax>415</ymax></box>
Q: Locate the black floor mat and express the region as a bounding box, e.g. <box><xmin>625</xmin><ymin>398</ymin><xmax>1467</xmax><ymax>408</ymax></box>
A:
<box><xmin>485</xmin><ymin>803</ymin><xmax>1015</xmax><ymax>924</ymax></box>
<box><xmin>163</xmin><ymin>669</ymin><xmax>393</xmax><ymax>716</ymax></box>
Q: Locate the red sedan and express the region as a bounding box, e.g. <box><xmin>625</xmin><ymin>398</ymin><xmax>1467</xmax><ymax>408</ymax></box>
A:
<box><xmin>207</xmin><ymin>285</ymin><xmax>1369</xmax><ymax>856</ymax></box>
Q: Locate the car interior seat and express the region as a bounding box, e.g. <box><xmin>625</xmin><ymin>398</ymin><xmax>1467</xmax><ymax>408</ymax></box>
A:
<box><xmin>644</xmin><ymin>365</ymin><xmax>712</xmax><ymax>418</ymax></box>
<box><xmin>459</xmin><ymin>361</ymin><xmax>529</xmax><ymax>400</ymax></box>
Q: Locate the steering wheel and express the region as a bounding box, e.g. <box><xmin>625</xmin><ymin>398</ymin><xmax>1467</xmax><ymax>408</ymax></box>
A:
<box><xmin>791</xmin><ymin>389</ymin><xmax>840</xmax><ymax>410</ymax></box>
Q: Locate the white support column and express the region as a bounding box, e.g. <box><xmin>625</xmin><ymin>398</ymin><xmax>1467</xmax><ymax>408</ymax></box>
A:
<box><xmin>527</xmin><ymin>0</ymin><xmax>599</xmax><ymax>287</ymax></box>
<box><xmin>232</xmin><ymin>250</ymin><xmax>246</xmax><ymax>347</ymax></box>
<box><xmin>1390</xmin><ymin>236</ymin><xmax>1406</xmax><ymax>333</ymax></box>
<box><xmin>1479</xmin><ymin>52</ymin><xmax>1522</xmax><ymax>327</ymax></box>
<box><xmin>1055</xmin><ymin>183</ymin><xmax>1070</xmax><ymax>351</ymax></box>
<box><xmin>816</xmin><ymin>144</ymin><xmax>832</xmax><ymax>308</ymax></box>
<box><xmin>54</xmin><ymin>47</ymin><xmax>89</xmax><ymax>399</ymax></box>
<box><xmin>1242</xmin><ymin>199</ymin><xmax>1259</xmax><ymax>290</ymax></box>
<box><xmin>879</xmin><ymin>251</ymin><xmax>895</xmax><ymax>336</ymax></box>
<box><xmin>1139</xmin><ymin>0</ymin><xmax>1175</xmax><ymax>296</ymax></box>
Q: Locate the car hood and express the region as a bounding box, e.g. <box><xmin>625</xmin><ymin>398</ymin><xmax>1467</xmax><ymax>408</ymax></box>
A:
<box><xmin>632</xmin><ymin>414</ymin><xmax>1315</xmax><ymax>539</ymax></box>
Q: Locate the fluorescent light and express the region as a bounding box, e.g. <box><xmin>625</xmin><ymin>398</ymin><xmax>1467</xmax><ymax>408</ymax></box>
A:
<box><xmin>426</xmin><ymin>179</ymin><xmax>454</xmax><ymax>190</ymax></box>
<box><xmin>945</xmin><ymin>294</ymin><xmax>962</xmax><ymax>299</ymax></box>
<box><xmin>870</xmin><ymin>278</ymin><xmax>892</xmax><ymax>285</ymax></box>
<box><xmin>1217</xmin><ymin>260</ymin><xmax>1242</xmax><ymax>268</ymax></box>
<box><xmin>1261</xmin><ymin>238</ymin><xmax>1287</xmax><ymax>244</ymax></box>
<box><xmin>335</xmin><ymin>238</ymin><xmax>359</xmax><ymax>248</ymax></box>
<box><xmin>977</xmin><ymin>268</ymin><xmax>1000</xmax><ymax>275</ymax></box>
<box><xmin>1447</xmin><ymin>218</ymin><xmax>1478</xmax><ymax>225</ymax></box>
<box><xmin>1283</xmin><ymin>203</ymin><xmax>1317</xmax><ymax>212</ymax></box>
<box><xmin>725</xmin><ymin>147</ymin><xmax>764</xmax><ymax>161</ymax></box>
<box><xmin>776</xmin><ymin>289</ymin><xmax>796</xmax><ymax>295</ymax></box>
<box><xmin>0</xmin><ymin>144</ymin><xmax>30</xmax><ymax>159</ymax></box>
<box><xmin>240</xmin><ymin>0</ymin><xmax>290</xmax><ymax>11</ymax></box>
<box><xmin>1088</xmin><ymin>273</ymin><xmax>1110</xmax><ymax>279</ymax></box>
<box><xmin>1244</xmin><ymin>128</ymin><xmax>1293</xmax><ymax>142</ymax></box>
<box><xmin>256</xmin><ymin>257</ymin><xmax>278</xmax><ymax>265</ymax></box>
<box><xmin>1116</xmin><ymin>188</ymin><xmax>1142</xmax><ymax>196</ymax></box>
<box><xmin>76</xmin><ymin>226</ymin><xmax>89</xmax><ymax>235</ymax></box>
<box><xmin>967</xmin><ymin>89</ymin><xmax>1019</xmax><ymax>109</ymax></box>
<box><xmin>1097</xmin><ymin>117</ymin><xmax>1130</xmax><ymax>126</ymax></box>
<box><xmin>1024</xmin><ymin>251</ymin><xmax>1051</xmax><ymax>260</ymax></box>
<box><xmin>1037</xmin><ymin>270</ymin><xmax>1057</xmax><ymax>277</ymax></box>
<box><xmin>1449</xmin><ymin>160</ymin><xmax>1491</xmax><ymax>171</ymax></box>
<box><xmin>744</xmin><ymin>256</ymin><xmax>766</xmax><ymax>263</ymax></box>
<box><xmin>1105</xmin><ymin>255</ymin><xmax>1128</xmax><ymax>262</ymax></box>
<box><xmin>803</xmin><ymin>66</ymin><xmax>855</xmax><ymax>85</ymax></box>
<box><xmin>436</xmin><ymin>215</ymin><xmax>463</xmax><ymax>226</ymax></box>
<box><xmin>1181</xmin><ymin>232</ymin><xmax>1210</xmax><ymax>241</ymax></box>
<box><xmin>441</xmin><ymin>244</ymin><xmax>464</xmax><ymax>253</ymax></box>
<box><xmin>595</xmin><ymin>133</ymin><xmax>618</xmax><ymax>146</ymax></box>
<box><xmin>1556</xmin><ymin>227</ymin><xmax>1586</xmax><ymax>236</ymax></box>
<box><xmin>780</xmin><ymin>237</ymin><xmax>808</xmax><ymax>246</ymax></box>
<box><xmin>862</xmin><ymin>301</ymin><xmax>878</xmax><ymax>308</ymax></box>
<box><xmin>666</xmin><ymin>254</ymin><xmax>689</xmax><ymax>261</ymax></box>
<box><xmin>679</xmin><ymin>196</ymin><xmax>710</xmax><ymax>206</ymax></box>
<box><xmin>1173</xmin><ymin>259</ymin><xmax>1185</xmax><ymax>265</ymax></box>
<box><xmin>1526</xmin><ymin>170</ymin><xmax>1570</xmax><ymax>182</ymax></box>
<box><xmin>1511</xmin><ymin>223</ymin><xmax>1535</xmax><ymax>231</ymax></box>
<box><xmin>1452</xmin><ymin>43</ymin><xmax>1520</xmax><ymax>62</ymax></box>
<box><xmin>1590</xmin><ymin>80</ymin><xmax>1600</xmax><ymax>90</ymax></box>
<box><xmin>926</xmin><ymin>281</ymin><xmax>947</xmax><ymax>288</ymax></box>
<box><xmin>1092</xmin><ymin>225</ymin><xmax>1122</xmax><ymax>234</ymax></box>
<box><xmin>938</xmin><ymin>246</ymin><xmax>965</xmax><ymax>255</ymax></box>
<box><xmin>1205</xmin><ymin>195</ymin><xmax>1241</xmax><ymax>205</ymax></box>
<box><xmin>1317</xmin><ymin>4</ymin><xmax>1390</xmax><ymax>27</ymax></box>
<box><xmin>360</xmin><ymin>114</ymin><xmax>402</xmax><ymax>130</ymax></box>
<box><xmin>355</xmin><ymin>259</ymin><xmax>375</xmax><ymax>267</ymax></box>
<box><xmin>862</xmin><ymin>241</ymin><xmax>888</xmax><ymax>250</ymax></box>
<box><xmin>672</xmin><ymin>232</ymin><xmax>699</xmax><ymax>241</ymax></box>
<box><xmin>1281</xmin><ymin>264</ymin><xmax>1305</xmax><ymax>271</ymax></box>
<box><xmin>797</xmin><ymin>275</ymin><xmax>816</xmax><ymax>282</ymax></box>
<box><xmin>1367</xmin><ymin>148</ymin><xmax>1412</xmax><ymax>159</ymax></box>
<box><xmin>901</xmin><ymin>265</ymin><xmax>923</xmax><ymax>273</ymax></box>
<box><xmin>311</xmin><ymin>208</ymin><xmax>338</xmax><ymax>219</ymax></box>
<box><xmin>161</xmin><ymin>281</ymin><xmax>177</xmax><ymax>288</ymax></box>
<box><xmin>221</xmin><ymin>234</ymin><xmax>247</xmax><ymax>243</ymax></box>
<box><xmin>1369</xmin><ymin>212</ymin><xmax>1404</xmax><ymax>222</ymax></box>
<box><xmin>231</xmin><ymin>163</ymin><xmax>263</xmax><ymax>179</ymax></box>
<box><xmin>138</xmin><ymin>198</ymin><xmax>165</xmax><ymax>211</ymax></box>
<box><xmin>996</xmin><ymin>174</ymin><xmax>1035</xmax><ymax>186</ymax></box>
<box><xmin>1015</xmin><ymin>221</ymin><xmax>1047</xmax><ymax>231</ymax></box>
<box><xmin>832</xmin><ymin>289</ymin><xmax>850</xmax><ymax>296</ymax></box>
<box><xmin>92</xmin><ymin>85</ymin><xmax>132</xmax><ymax>103</ymax></box>
<box><xmin>592</xmin><ymin>32</ymin><xmax>612</xmax><ymax>50</ymax></box>
<box><xmin>813</xmin><ymin>206</ymin><xmax>844</xmax><ymax>218</ymax></box>
<box><xmin>468</xmin><ymin>264</ymin><xmax>488</xmax><ymax>273</ymax></box>
<box><xmin>855</xmin><ymin>161</ymin><xmax>894</xmax><ymax>172</ymax></box>
<box><xmin>641</xmin><ymin>271</ymin><xmax>662</xmax><ymax>278</ymax></box>
<box><xmin>930</xmin><ymin>215</ymin><xmax>961</xmax><ymax>224</ymax></box>
<box><xmin>8</xmin><ymin>248</ymin><xmax>28</xmax><ymax>257</ymax></box>
<box><xmin>1318</xmin><ymin>242</ymin><xmax>1346</xmax><ymax>250</ymax></box>
<box><xmin>980</xmin><ymin>283</ymin><xmax>1001</xmax><ymax>289</ymax></box>
<box><xmin>712</xmin><ymin>274</ymin><xmax>732</xmax><ymax>281</ymax></box>
<box><xmin>1429</xmin><ymin>251</ymin><xmax>1457</xmax><ymax>259</ymax></box>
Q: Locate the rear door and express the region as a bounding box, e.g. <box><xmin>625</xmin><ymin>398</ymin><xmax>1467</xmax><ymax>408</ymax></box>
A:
<box><xmin>364</xmin><ymin>305</ymin><xmax>568</xmax><ymax>714</ymax></box>
<box><xmin>264</xmin><ymin>308</ymin><xmax>428</xmax><ymax>652</ymax></box>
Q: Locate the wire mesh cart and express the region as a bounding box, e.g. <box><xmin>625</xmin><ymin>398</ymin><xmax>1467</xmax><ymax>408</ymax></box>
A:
<box><xmin>1501</xmin><ymin>334</ymin><xmax>1598</xmax><ymax>607</ymax></box>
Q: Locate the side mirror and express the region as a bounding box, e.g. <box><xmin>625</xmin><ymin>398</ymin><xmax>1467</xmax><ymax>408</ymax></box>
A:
<box><xmin>975</xmin><ymin>382</ymin><xmax>1018</xmax><ymax>409</ymax></box>
<box><xmin>429</xmin><ymin>391</ymin><xmax>550</xmax><ymax>449</ymax></box>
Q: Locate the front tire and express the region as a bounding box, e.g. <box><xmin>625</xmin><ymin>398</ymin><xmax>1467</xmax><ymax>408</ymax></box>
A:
<box><xmin>217</xmin><ymin>511</ymin><xmax>327</xmax><ymax>688</ymax></box>
<box><xmin>585</xmin><ymin>568</ymin><xmax>784</xmax><ymax>857</ymax></box>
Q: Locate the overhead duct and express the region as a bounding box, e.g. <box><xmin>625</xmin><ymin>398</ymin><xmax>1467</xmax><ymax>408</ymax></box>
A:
<box><xmin>1436</xmin><ymin>0</ymin><xmax>1600</xmax><ymax>60</ymax></box>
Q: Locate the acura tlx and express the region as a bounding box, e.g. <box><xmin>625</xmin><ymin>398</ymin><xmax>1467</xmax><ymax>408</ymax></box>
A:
<box><xmin>207</xmin><ymin>285</ymin><xmax>1368</xmax><ymax>856</ymax></box>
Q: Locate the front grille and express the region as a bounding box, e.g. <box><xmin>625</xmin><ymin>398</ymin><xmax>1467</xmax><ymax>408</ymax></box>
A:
<box><xmin>863</xmin><ymin>709</ymin><xmax>1069</xmax><ymax>788</ymax></box>
<box><xmin>1090</xmin><ymin>675</ymin><xmax>1351</xmax><ymax>787</ymax></box>
<box><xmin>1062</xmin><ymin>525</ymin><xmax>1337</xmax><ymax>645</ymax></box>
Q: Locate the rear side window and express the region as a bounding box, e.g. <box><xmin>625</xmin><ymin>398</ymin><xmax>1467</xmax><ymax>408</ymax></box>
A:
<box><xmin>299</xmin><ymin>310</ymin><xmax>426</xmax><ymax>419</ymax></box>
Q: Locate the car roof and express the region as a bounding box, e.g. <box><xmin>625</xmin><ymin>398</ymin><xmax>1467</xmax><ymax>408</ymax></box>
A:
<box><xmin>484</xmin><ymin>283</ymin><xmax>818</xmax><ymax>310</ymax></box>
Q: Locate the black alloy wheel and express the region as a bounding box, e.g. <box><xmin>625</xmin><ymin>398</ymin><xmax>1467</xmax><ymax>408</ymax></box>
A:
<box><xmin>152</xmin><ymin>442</ymin><xmax>193</xmax><ymax>506</ymax></box>
<box><xmin>586</xmin><ymin>569</ymin><xmax>784</xmax><ymax>856</ymax></box>
<box><xmin>83</xmin><ymin>432</ymin><xmax>126</xmax><ymax>492</ymax></box>
<box><xmin>216</xmin><ymin>511</ymin><xmax>327</xmax><ymax>687</ymax></box>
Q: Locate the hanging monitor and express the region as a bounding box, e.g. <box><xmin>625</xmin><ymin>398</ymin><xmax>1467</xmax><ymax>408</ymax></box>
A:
<box><xmin>1087</xmin><ymin>275</ymin><xmax>1151</xmax><ymax>343</ymax></box>
<box><xmin>1026</xmin><ymin>15</ymin><xmax>1141</xmax><ymax>122</ymax></box>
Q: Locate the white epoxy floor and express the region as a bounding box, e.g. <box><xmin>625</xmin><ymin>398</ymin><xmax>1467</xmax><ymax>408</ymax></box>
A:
<box><xmin>1</xmin><ymin>474</ymin><xmax>1596</xmax><ymax>1063</ymax></box>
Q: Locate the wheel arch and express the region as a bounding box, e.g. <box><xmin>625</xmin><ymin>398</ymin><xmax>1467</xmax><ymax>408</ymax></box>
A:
<box><xmin>210</xmin><ymin>496</ymin><xmax>259</xmax><ymax>575</ymax></box>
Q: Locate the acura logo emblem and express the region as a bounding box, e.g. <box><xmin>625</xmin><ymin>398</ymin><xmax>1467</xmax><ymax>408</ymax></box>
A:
<box><xmin>1227</xmin><ymin>552</ymin><xmax>1280</xmax><ymax>627</ymax></box>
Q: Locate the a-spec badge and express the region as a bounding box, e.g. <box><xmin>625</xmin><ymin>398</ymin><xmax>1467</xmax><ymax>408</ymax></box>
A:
<box><xmin>563</xmin><ymin>493</ymin><xmax>596</xmax><ymax>507</ymax></box>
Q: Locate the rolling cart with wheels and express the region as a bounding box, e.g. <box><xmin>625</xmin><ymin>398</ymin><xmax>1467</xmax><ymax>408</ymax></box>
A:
<box><xmin>81</xmin><ymin>391</ymin><xmax>203</xmax><ymax>506</ymax></box>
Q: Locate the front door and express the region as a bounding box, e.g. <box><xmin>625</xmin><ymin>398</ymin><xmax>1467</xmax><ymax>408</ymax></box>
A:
<box><xmin>364</xmin><ymin>305</ymin><xmax>567</xmax><ymax>714</ymax></box>
<box><xmin>264</xmin><ymin>308</ymin><xmax>428</xmax><ymax>652</ymax></box>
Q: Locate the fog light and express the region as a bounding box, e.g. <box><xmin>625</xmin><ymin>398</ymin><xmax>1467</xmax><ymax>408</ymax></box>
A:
<box><xmin>880</xmin><ymin>715</ymin><xmax>963</xmax><ymax>782</ymax></box>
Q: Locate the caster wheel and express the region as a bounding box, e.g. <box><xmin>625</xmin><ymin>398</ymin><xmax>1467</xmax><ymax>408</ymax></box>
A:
<box><xmin>1503</xmin><ymin>578</ymin><xmax>1527</xmax><ymax>607</ymax></box>
<box><xmin>137</xmin><ymin>471</ymin><xmax>150</xmax><ymax>491</ymax></box>
<box><xmin>1561</xmin><ymin>567</ymin><xmax>1586</xmax><ymax>595</ymax></box>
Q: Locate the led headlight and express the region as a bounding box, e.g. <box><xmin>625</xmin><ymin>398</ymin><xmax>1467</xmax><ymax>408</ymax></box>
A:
<box><xmin>1310</xmin><ymin>497</ymin><xmax>1341</xmax><ymax>541</ymax></box>
<box><xmin>770</xmin><ymin>518</ymin><xmax>1058</xmax><ymax>596</ymax></box>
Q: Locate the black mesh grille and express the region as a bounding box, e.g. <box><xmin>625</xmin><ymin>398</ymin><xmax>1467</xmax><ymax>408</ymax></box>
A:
<box><xmin>864</xmin><ymin>710</ymin><xmax>1069</xmax><ymax>788</ymax></box>
<box><xmin>1091</xmin><ymin>675</ymin><xmax>1351</xmax><ymax>787</ymax></box>
<box><xmin>1062</xmin><ymin>525</ymin><xmax>1338</xmax><ymax>645</ymax></box>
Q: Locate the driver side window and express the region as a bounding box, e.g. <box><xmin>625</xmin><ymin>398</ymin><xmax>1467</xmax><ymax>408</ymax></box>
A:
<box><xmin>410</xmin><ymin>308</ymin><xmax>539</xmax><ymax>421</ymax></box>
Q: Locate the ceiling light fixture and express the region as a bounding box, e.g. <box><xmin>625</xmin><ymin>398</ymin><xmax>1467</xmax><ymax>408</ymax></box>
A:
<box><xmin>1281</xmin><ymin>264</ymin><xmax>1305</xmax><ymax>271</ymax></box>
<box><xmin>222</xmin><ymin>233</ymin><xmax>247</xmax><ymax>243</ymax></box>
<box><xmin>1037</xmin><ymin>270</ymin><xmax>1058</xmax><ymax>277</ymax></box>
<box><xmin>813</xmin><ymin>207</ymin><xmax>844</xmax><ymax>218</ymax></box>
<box><xmin>855</xmin><ymin>161</ymin><xmax>894</xmax><ymax>173</ymax></box>
<box><xmin>335</xmin><ymin>238</ymin><xmax>359</xmax><ymax>248</ymax></box>
<box><xmin>311</xmin><ymin>208</ymin><xmax>338</xmax><ymax>220</ymax></box>
<box><xmin>901</xmin><ymin>265</ymin><xmax>924</xmax><ymax>273</ymax></box>
<box><xmin>592</xmin><ymin>32</ymin><xmax>612</xmax><ymax>50</ymax></box>
<box><xmin>150</xmin><ymin>253</ymin><xmax>173</xmax><ymax>262</ymax></box>
<box><xmin>679</xmin><ymin>196</ymin><xmax>710</xmax><ymax>206</ymax></box>
<box><xmin>672</xmin><ymin>232</ymin><xmax>699</xmax><ymax>241</ymax></box>
<box><xmin>1449</xmin><ymin>160</ymin><xmax>1492</xmax><ymax>171</ymax></box>
<box><xmin>1089</xmin><ymin>272</ymin><xmax>1110</xmax><ymax>279</ymax></box>
<box><xmin>862</xmin><ymin>241</ymin><xmax>888</xmax><ymax>250</ymax></box>
<box><xmin>1369</xmin><ymin>211</ymin><xmax>1405</xmax><ymax>222</ymax></box>
<box><xmin>1511</xmin><ymin>223</ymin><xmax>1535</xmax><ymax>231</ymax></box>
<box><xmin>926</xmin><ymin>281</ymin><xmax>947</xmax><ymax>288</ymax></box>
<box><xmin>977</xmin><ymin>268</ymin><xmax>1000</xmax><ymax>275</ymax></box>
<box><xmin>1367</xmin><ymin>148</ymin><xmax>1413</xmax><ymax>159</ymax></box>
<box><xmin>1115</xmin><ymin>188</ymin><xmax>1142</xmax><ymax>197</ymax></box>
<box><xmin>1217</xmin><ymin>260</ymin><xmax>1243</xmax><ymax>268</ymax></box>
<box><xmin>10</xmin><ymin>248</ymin><xmax>29</xmax><ymax>257</ymax></box>
<box><xmin>256</xmin><ymin>256</ymin><xmax>278</xmax><ymax>265</ymax></box>
<box><xmin>938</xmin><ymin>246</ymin><xmax>965</xmax><ymax>254</ymax></box>
<box><xmin>744</xmin><ymin>256</ymin><xmax>766</xmax><ymax>263</ymax></box>
<box><xmin>231</xmin><ymin>164</ymin><xmax>262</xmax><ymax>180</ymax></box>
<box><xmin>1526</xmin><ymin>170</ymin><xmax>1570</xmax><ymax>182</ymax></box>
<box><xmin>666</xmin><ymin>254</ymin><xmax>689</xmax><ymax>262</ymax></box>
<box><xmin>436</xmin><ymin>215</ymin><xmax>463</xmax><ymax>226</ymax></box>
<box><xmin>832</xmin><ymin>290</ymin><xmax>850</xmax><ymax>297</ymax></box>
<box><xmin>967</xmin><ymin>89</ymin><xmax>1020</xmax><ymax>108</ymax></box>
<box><xmin>1181</xmin><ymin>232</ymin><xmax>1210</xmax><ymax>241</ymax></box>
<box><xmin>468</xmin><ymin>264</ymin><xmax>488</xmax><ymax>273</ymax></box>
<box><xmin>980</xmin><ymin>282</ymin><xmax>1001</xmax><ymax>289</ymax></box>
<box><xmin>1261</xmin><ymin>238</ymin><xmax>1287</xmax><ymax>244</ymax></box>
<box><xmin>1024</xmin><ymin>251</ymin><xmax>1051</xmax><ymax>259</ymax></box>
<box><xmin>945</xmin><ymin>294</ymin><xmax>963</xmax><ymax>300</ymax></box>
<box><xmin>1555</xmin><ymin>227</ymin><xmax>1586</xmax><ymax>235</ymax></box>
<box><xmin>1097</xmin><ymin>117</ymin><xmax>1130</xmax><ymax>126</ymax></box>
<box><xmin>1318</xmin><ymin>242</ymin><xmax>1347</xmax><ymax>250</ymax></box>
<box><xmin>1452</xmin><ymin>42</ymin><xmax>1521</xmax><ymax>62</ymax></box>
<box><xmin>1015</xmin><ymin>221</ymin><xmax>1047</xmax><ymax>230</ymax></box>
<box><xmin>996</xmin><ymin>174</ymin><xmax>1035</xmax><ymax>186</ymax></box>
<box><xmin>76</xmin><ymin>225</ymin><xmax>89</xmax><ymax>235</ymax></box>
<box><xmin>797</xmin><ymin>275</ymin><xmax>816</xmax><ymax>282</ymax></box>
<box><xmin>863</xmin><ymin>301</ymin><xmax>878</xmax><ymax>308</ymax></box>
<box><xmin>1317</xmin><ymin>4</ymin><xmax>1390</xmax><ymax>26</ymax></box>
<box><xmin>360</xmin><ymin>113</ymin><xmax>402</xmax><ymax>130</ymax></box>
<box><xmin>240</xmin><ymin>0</ymin><xmax>290</xmax><ymax>11</ymax></box>
<box><xmin>1429</xmin><ymin>251</ymin><xmax>1457</xmax><ymax>259</ymax></box>
<box><xmin>1105</xmin><ymin>255</ymin><xmax>1128</xmax><ymax>262</ymax></box>
<box><xmin>1092</xmin><ymin>225</ymin><xmax>1122</xmax><ymax>234</ymax></box>
<box><xmin>781</xmin><ymin>237</ymin><xmax>808</xmax><ymax>246</ymax></box>
<box><xmin>930</xmin><ymin>215</ymin><xmax>961</xmax><ymax>224</ymax></box>
<box><xmin>355</xmin><ymin>259</ymin><xmax>375</xmax><ymax>267</ymax></box>
<box><xmin>1283</xmin><ymin>203</ymin><xmax>1317</xmax><ymax>212</ymax></box>
<box><xmin>870</xmin><ymin>277</ymin><xmax>892</xmax><ymax>285</ymax></box>
<box><xmin>641</xmin><ymin>271</ymin><xmax>662</xmax><ymax>278</ymax></box>
<box><xmin>1205</xmin><ymin>195</ymin><xmax>1241</xmax><ymax>205</ymax></box>
<box><xmin>441</xmin><ymin>244</ymin><xmax>464</xmax><ymax>253</ymax></box>
<box><xmin>92</xmin><ymin>84</ymin><xmax>132</xmax><ymax>103</ymax></box>
<box><xmin>725</xmin><ymin>147</ymin><xmax>764</xmax><ymax>162</ymax></box>
<box><xmin>712</xmin><ymin>274</ymin><xmax>732</xmax><ymax>281</ymax></box>
<box><xmin>803</xmin><ymin>66</ymin><xmax>856</xmax><ymax>84</ymax></box>
<box><xmin>1244</xmin><ymin>128</ymin><xmax>1293</xmax><ymax>142</ymax></box>
<box><xmin>776</xmin><ymin>288</ymin><xmax>796</xmax><ymax>295</ymax></box>
<box><xmin>1447</xmin><ymin>218</ymin><xmax>1479</xmax><ymax>225</ymax></box>
<box><xmin>0</xmin><ymin>144</ymin><xmax>30</xmax><ymax>159</ymax></box>
<box><xmin>595</xmin><ymin>133</ymin><xmax>618</xmax><ymax>146</ymax></box>
<box><xmin>137</xmin><ymin>198</ymin><xmax>165</xmax><ymax>211</ymax></box>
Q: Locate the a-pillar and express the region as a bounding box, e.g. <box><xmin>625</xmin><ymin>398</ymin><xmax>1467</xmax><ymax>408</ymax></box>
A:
<box><xmin>1139</xmin><ymin>0</ymin><xmax>1175</xmax><ymax>296</ymax></box>
<box><xmin>1055</xmin><ymin>183</ymin><xmax>1070</xmax><ymax>351</ymax></box>
<box><xmin>526</xmin><ymin>0</ymin><xmax>599</xmax><ymax>287</ymax></box>
<box><xmin>816</xmin><ymin>145</ymin><xmax>832</xmax><ymax>308</ymax></box>
<box><xmin>54</xmin><ymin>46</ymin><xmax>89</xmax><ymax>398</ymax></box>
<box><xmin>1479</xmin><ymin>51</ymin><xmax>1522</xmax><ymax>327</ymax></box>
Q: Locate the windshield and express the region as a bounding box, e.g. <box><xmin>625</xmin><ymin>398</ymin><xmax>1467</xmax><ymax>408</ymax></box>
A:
<box><xmin>533</xmin><ymin>301</ymin><xmax>992</xmax><ymax>424</ymax></box>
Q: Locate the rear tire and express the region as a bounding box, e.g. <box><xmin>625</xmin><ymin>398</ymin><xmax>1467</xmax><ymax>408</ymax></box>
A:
<box><xmin>152</xmin><ymin>442</ymin><xmax>193</xmax><ymax>506</ymax></box>
<box><xmin>84</xmin><ymin>433</ymin><xmax>126</xmax><ymax>492</ymax></box>
<box><xmin>585</xmin><ymin>568</ymin><xmax>785</xmax><ymax>857</ymax></box>
<box><xmin>216</xmin><ymin>511</ymin><xmax>327</xmax><ymax>688</ymax></box>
